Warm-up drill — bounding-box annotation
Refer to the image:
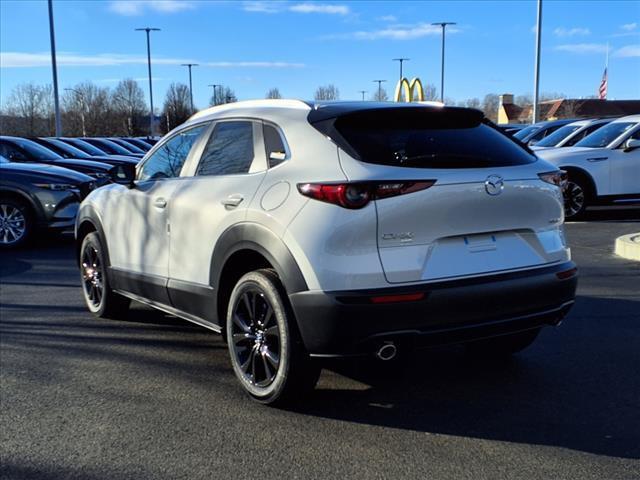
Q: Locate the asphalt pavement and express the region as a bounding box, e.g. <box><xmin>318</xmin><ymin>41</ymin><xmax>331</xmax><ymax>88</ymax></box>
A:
<box><xmin>1</xmin><ymin>208</ymin><xmax>639</xmax><ymax>480</ymax></box>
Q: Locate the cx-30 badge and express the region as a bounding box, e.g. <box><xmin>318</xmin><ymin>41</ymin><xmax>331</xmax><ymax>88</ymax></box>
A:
<box><xmin>485</xmin><ymin>174</ymin><xmax>504</xmax><ymax>196</ymax></box>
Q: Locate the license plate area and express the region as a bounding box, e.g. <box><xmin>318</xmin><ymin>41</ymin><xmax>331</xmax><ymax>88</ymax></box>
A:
<box><xmin>464</xmin><ymin>234</ymin><xmax>497</xmax><ymax>253</ymax></box>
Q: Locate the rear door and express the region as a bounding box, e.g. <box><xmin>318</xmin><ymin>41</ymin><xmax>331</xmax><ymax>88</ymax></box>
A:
<box><xmin>331</xmin><ymin>109</ymin><xmax>565</xmax><ymax>283</ymax></box>
<box><xmin>167</xmin><ymin>120</ymin><xmax>267</xmax><ymax>320</ymax></box>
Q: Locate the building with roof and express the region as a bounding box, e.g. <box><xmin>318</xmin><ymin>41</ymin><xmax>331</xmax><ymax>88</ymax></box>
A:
<box><xmin>497</xmin><ymin>94</ymin><xmax>640</xmax><ymax>124</ymax></box>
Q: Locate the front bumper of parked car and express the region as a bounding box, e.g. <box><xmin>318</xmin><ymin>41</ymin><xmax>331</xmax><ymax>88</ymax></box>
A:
<box><xmin>288</xmin><ymin>261</ymin><xmax>578</xmax><ymax>357</ymax></box>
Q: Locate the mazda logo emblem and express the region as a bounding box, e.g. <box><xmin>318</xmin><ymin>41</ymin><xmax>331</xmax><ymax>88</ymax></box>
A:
<box><xmin>485</xmin><ymin>174</ymin><xmax>504</xmax><ymax>196</ymax></box>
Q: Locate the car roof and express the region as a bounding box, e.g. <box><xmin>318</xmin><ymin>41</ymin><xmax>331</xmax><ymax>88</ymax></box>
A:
<box><xmin>611</xmin><ymin>114</ymin><xmax>640</xmax><ymax>123</ymax></box>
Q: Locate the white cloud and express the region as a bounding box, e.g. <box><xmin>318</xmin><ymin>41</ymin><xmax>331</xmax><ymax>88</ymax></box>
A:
<box><xmin>108</xmin><ymin>1</ymin><xmax>195</xmax><ymax>16</ymax></box>
<box><xmin>378</xmin><ymin>15</ymin><xmax>397</xmax><ymax>22</ymax></box>
<box><xmin>0</xmin><ymin>52</ymin><xmax>304</xmax><ymax>69</ymax></box>
<box><xmin>554</xmin><ymin>43</ymin><xmax>608</xmax><ymax>54</ymax></box>
<box><xmin>553</xmin><ymin>27</ymin><xmax>590</xmax><ymax>37</ymax></box>
<box><xmin>289</xmin><ymin>3</ymin><xmax>349</xmax><ymax>14</ymax></box>
<box><xmin>325</xmin><ymin>22</ymin><xmax>457</xmax><ymax>41</ymax></box>
<box><xmin>621</xmin><ymin>22</ymin><xmax>637</xmax><ymax>31</ymax></box>
<box><xmin>613</xmin><ymin>45</ymin><xmax>640</xmax><ymax>58</ymax></box>
<box><xmin>243</xmin><ymin>1</ymin><xmax>349</xmax><ymax>15</ymax></box>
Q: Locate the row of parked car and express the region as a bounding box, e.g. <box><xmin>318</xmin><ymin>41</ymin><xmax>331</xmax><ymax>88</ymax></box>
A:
<box><xmin>500</xmin><ymin>114</ymin><xmax>640</xmax><ymax>218</ymax></box>
<box><xmin>0</xmin><ymin>136</ymin><xmax>155</xmax><ymax>247</ymax></box>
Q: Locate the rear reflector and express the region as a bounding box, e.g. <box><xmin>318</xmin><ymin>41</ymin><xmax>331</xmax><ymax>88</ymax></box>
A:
<box><xmin>556</xmin><ymin>267</ymin><xmax>578</xmax><ymax>280</ymax></box>
<box><xmin>370</xmin><ymin>292</ymin><xmax>425</xmax><ymax>304</ymax></box>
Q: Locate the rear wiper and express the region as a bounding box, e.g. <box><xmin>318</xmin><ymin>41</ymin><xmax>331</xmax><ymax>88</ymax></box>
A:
<box><xmin>395</xmin><ymin>152</ymin><xmax>489</xmax><ymax>165</ymax></box>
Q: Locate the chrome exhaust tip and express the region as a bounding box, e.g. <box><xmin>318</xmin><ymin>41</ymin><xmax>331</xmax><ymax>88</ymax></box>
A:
<box><xmin>375</xmin><ymin>342</ymin><xmax>397</xmax><ymax>361</ymax></box>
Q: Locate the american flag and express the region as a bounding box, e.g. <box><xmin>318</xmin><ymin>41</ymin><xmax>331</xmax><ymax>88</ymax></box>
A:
<box><xmin>598</xmin><ymin>67</ymin><xmax>608</xmax><ymax>100</ymax></box>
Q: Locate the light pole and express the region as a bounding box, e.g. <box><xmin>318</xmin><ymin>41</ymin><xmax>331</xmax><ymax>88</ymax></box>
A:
<box><xmin>432</xmin><ymin>22</ymin><xmax>456</xmax><ymax>103</ymax></box>
<box><xmin>64</xmin><ymin>88</ymin><xmax>86</xmax><ymax>136</ymax></box>
<box><xmin>532</xmin><ymin>0</ymin><xmax>542</xmax><ymax>123</ymax></box>
<box><xmin>208</xmin><ymin>83</ymin><xmax>221</xmax><ymax>105</ymax></box>
<box><xmin>373</xmin><ymin>79</ymin><xmax>386</xmax><ymax>101</ymax></box>
<box><xmin>359</xmin><ymin>90</ymin><xmax>367</xmax><ymax>101</ymax></box>
<box><xmin>135</xmin><ymin>27</ymin><xmax>160</xmax><ymax>137</ymax></box>
<box><xmin>392</xmin><ymin>58</ymin><xmax>410</xmax><ymax>80</ymax></box>
<box><xmin>48</xmin><ymin>0</ymin><xmax>61</xmax><ymax>136</ymax></box>
<box><xmin>182</xmin><ymin>63</ymin><xmax>199</xmax><ymax>112</ymax></box>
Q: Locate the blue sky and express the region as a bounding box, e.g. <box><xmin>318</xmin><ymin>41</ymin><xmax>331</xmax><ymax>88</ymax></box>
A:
<box><xmin>1</xmin><ymin>0</ymin><xmax>639</xmax><ymax>110</ymax></box>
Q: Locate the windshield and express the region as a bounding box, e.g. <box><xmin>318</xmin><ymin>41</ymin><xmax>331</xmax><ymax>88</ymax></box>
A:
<box><xmin>46</xmin><ymin>138</ymin><xmax>90</xmax><ymax>158</ymax></box>
<box><xmin>64</xmin><ymin>138</ymin><xmax>107</xmax><ymax>156</ymax></box>
<box><xmin>574</xmin><ymin>122</ymin><xmax>637</xmax><ymax>148</ymax></box>
<box><xmin>13</xmin><ymin>138</ymin><xmax>63</xmax><ymax>160</ymax></box>
<box><xmin>513</xmin><ymin>125</ymin><xmax>541</xmax><ymax>140</ymax></box>
<box><xmin>535</xmin><ymin>124</ymin><xmax>582</xmax><ymax>147</ymax></box>
<box><xmin>88</xmin><ymin>139</ymin><xmax>132</xmax><ymax>155</ymax></box>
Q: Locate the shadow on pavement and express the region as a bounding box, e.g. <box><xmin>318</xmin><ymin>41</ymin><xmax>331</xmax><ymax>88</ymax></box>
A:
<box><xmin>289</xmin><ymin>295</ymin><xmax>640</xmax><ymax>459</ymax></box>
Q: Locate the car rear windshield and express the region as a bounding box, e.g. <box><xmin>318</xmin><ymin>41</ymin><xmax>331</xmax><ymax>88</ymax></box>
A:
<box><xmin>316</xmin><ymin>108</ymin><xmax>536</xmax><ymax>168</ymax></box>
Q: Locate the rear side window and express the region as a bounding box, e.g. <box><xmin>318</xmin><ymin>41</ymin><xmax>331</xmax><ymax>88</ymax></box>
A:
<box><xmin>264</xmin><ymin>124</ymin><xmax>287</xmax><ymax>168</ymax></box>
<box><xmin>138</xmin><ymin>124</ymin><xmax>207</xmax><ymax>181</ymax></box>
<box><xmin>325</xmin><ymin>109</ymin><xmax>536</xmax><ymax>168</ymax></box>
<box><xmin>196</xmin><ymin>121</ymin><xmax>255</xmax><ymax>176</ymax></box>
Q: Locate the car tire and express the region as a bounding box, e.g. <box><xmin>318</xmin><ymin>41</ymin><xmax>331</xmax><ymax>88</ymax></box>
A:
<box><xmin>0</xmin><ymin>197</ymin><xmax>32</xmax><ymax>249</ymax></box>
<box><xmin>563</xmin><ymin>175</ymin><xmax>590</xmax><ymax>220</ymax></box>
<box><xmin>465</xmin><ymin>328</ymin><xmax>541</xmax><ymax>357</ymax></box>
<box><xmin>226</xmin><ymin>269</ymin><xmax>320</xmax><ymax>406</ymax></box>
<box><xmin>79</xmin><ymin>232</ymin><xmax>130</xmax><ymax>319</ymax></box>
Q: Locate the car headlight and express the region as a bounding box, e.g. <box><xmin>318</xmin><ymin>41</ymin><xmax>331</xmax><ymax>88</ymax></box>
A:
<box><xmin>34</xmin><ymin>183</ymin><xmax>77</xmax><ymax>191</ymax></box>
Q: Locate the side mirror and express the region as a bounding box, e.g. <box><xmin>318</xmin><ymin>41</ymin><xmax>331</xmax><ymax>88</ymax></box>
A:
<box><xmin>110</xmin><ymin>163</ymin><xmax>136</xmax><ymax>188</ymax></box>
<box><xmin>528</xmin><ymin>139</ymin><xmax>539</xmax><ymax>146</ymax></box>
<box><xmin>623</xmin><ymin>138</ymin><xmax>640</xmax><ymax>152</ymax></box>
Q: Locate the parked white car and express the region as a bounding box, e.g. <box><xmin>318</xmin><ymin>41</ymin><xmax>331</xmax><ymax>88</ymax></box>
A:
<box><xmin>75</xmin><ymin>100</ymin><xmax>577</xmax><ymax>405</ymax></box>
<box><xmin>532</xmin><ymin>118</ymin><xmax>613</xmax><ymax>150</ymax></box>
<box><xmin>536</xmin><ymin>115</ymin><xmax>640</xmax><ymax>218</ymax></box>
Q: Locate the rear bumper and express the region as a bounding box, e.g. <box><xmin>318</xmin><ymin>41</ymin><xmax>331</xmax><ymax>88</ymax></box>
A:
<box><xmin>288</xmin><ymin>261</ymin><xmax>578</xmax><ymax>357</ymax></box>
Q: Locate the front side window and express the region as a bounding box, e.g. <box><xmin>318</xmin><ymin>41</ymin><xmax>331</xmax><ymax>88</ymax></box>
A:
<box><xmin>575</xmin><ymin>122</ymin><xmax>636</xmax><ymax>148</ymax></box>
<box><xmin>196</xmin><ymin>121</ymin><xmax>255</xmax><ymax>176</ymax></box>
<box><xmin>536</xmin><ymin>124</ymin><xmax>581</xmax><ymax>147</ymax></box>
<box><xmin>138</xmin><ymin>124</ymin><xmax>207</xmax><ymax>181</ymax></box>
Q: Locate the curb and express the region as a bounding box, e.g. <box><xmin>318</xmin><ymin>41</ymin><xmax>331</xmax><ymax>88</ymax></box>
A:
<box><xmin>615</xmin><ymin>233</ymin><xmax>640</xmax><ymax>262</ymax></box>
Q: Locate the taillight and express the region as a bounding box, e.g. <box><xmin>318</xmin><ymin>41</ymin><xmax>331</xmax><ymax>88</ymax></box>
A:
<box><xmin>539</xmin><ymin>170</ymin><xmax>568</xmax><ymax>189</ymax></box>
<box><xmin>297</xmin><ymin>180</ymin><xmax>435</xmax><ymax>209</ymax></box>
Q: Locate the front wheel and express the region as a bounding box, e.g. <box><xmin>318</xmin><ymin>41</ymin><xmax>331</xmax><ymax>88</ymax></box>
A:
<box><xmin>226</xmin><ymin>269</ymin><xmax>320</xmax><ymax>406</ymax></box>
<box><xmin>564</xmin><ymin>176</ymin><xmax>589</xmax><ymax>220</ymax></box>
<box><xmin>0</xmin><ymin>198</ymin><xmax>32</xmax><ymax>249</ymax></box>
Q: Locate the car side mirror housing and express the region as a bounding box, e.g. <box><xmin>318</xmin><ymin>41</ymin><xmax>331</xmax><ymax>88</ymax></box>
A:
<box><xmin>9</xmin><ymin>151</ymin><xmax>27</xmax><ymax>162</ymax></box>
<box><xmin>623</xmin><ymin>138</ymin><xmax>640</xmax><ymax>152</ymax></box>
<box><xmin>111</xmin><ymin>163</ymin><xmax>136</xmax><ymax>188</ymax></box>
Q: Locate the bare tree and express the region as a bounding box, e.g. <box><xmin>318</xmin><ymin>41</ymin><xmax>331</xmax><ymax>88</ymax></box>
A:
<box><xmin>210</xmin><ymin>85</ymin><xmax>238</xmax><ymax>106</ymax></box>
<box><xmin>163</xmin><ymin>83</ymin><xmax>192</xmax><ymax>132</ymax></box>
<box><xmin>266</xmin><ymin>88</ymin><xmax>282</xmax><ymax>99</ymax></box>
<box><xmin>464</xmin><ymin>97</ymin><xmax>481</xmax><ymax>109</ymax></box>
<box><xmin>112</xmin><ymin>79</ymin><xmax>147</xmax><ymax>135</ymax></box>
<box><xmin>482</xmin><ymin>93</ymin><xmax>500</xmax><ymax>122</ymax></box>
<box><xmin>62</xmin><ymin>82</ymin><xmax>113</xmax><ymax>136</ymax></box>
<box><xmin>314</xmin><ymin>84</ymin><xmax>340</xmax><ymax>101</ymax></box>
<box><xmin>423</xmin><ymin>83</ymin><xmax>438</xmax><ymax>101</ymax></box>
<box><xmin>371</xmin><ymin>87</ymin><xmax>388</xmax><ymax>102</ymax></box>
<box><xmin>1</xmin><ymin>83</ymin><xmax>54</xmax><ymax>136</ymax></box>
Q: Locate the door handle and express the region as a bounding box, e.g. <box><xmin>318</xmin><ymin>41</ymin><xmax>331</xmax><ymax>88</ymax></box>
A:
<box><xmin>221</xmin><ymin>194</ymin><xmax>244</xmax><ymax>208</ymax></box>
<box><xmin>587</xmin><ymin>157</ymin><xmax>608</xmax><ymax>162</ymax></box>
<box><xmin>154</xmin><ymin>197</ymin><xmax>167</xmax><ymax>209</ymax></box>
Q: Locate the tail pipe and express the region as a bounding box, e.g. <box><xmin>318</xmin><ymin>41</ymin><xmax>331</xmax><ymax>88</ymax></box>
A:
<box><xmin>375</xmin><ymin>342</ymin><xmax>397</xmax><ymax>361</ymax></box>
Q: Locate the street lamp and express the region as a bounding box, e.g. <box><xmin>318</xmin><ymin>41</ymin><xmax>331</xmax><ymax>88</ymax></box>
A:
<box><xmin>359</xmin><ymin>90</ymin><xmax>367</xmax><ymax>101</ymax></box>
<box><xmin>208</xmin><ymin>84</ymin><xmax>221</xmax><ymax>105</ymax></box>
<box><xmin>431</xmin><ymin>22</ymin><xmax>456</xmax><ymax>103</ymax></box>
<box><xmin>48</xmin><ymin>0</ymin><xmax>61</xmax><ymax>136</ymax></box>
<box><xmin>135</xmin><ymin>27</ymin><xmax>160</xmax><ymax>137</ymax></box>
<box><xmin>64</xmin><ymin>88</ymin><xmax>86</xmax><ymax>136</ymax></box>
<box><xmin>181</xmin><ymin>63</ymin><xmax>199</xmax><ymax>112</ymax></box>
<box><xmin>392</xmin><ymin>58</ymin><xmax>410</xmax><ymax>79</ymax></box>
<box><xmin>532</xmin><ymin>0</ymin><xmax>542</xmax><ymax>123</ymax></box>
<box><xmin>373</xmin><ymin>79</ymin><xmax>387</xmax><ymax>101</ymax></box>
